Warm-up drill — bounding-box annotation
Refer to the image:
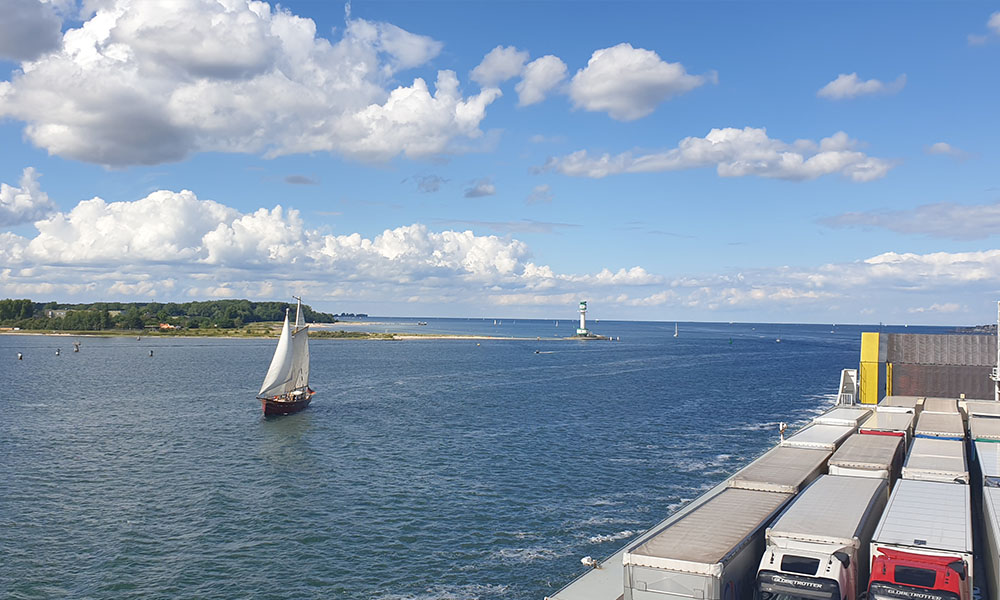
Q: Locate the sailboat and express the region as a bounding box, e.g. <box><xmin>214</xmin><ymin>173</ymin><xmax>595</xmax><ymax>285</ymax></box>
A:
<box><xmin>674</xmin><ymin>323</ymin><xmax>679</xmax><ymax>338</ymax></box>
<box><xmin>258</xmin><ymin>297</ymin><xmax>314</xmax><ymax>416</ymax></box>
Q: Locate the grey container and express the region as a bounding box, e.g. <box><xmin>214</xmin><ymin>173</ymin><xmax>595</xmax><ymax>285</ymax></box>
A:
<box><xmin>970</xmin><ymin>415</ymin><xmax>1000</xmax><ymax>442</ymax></box>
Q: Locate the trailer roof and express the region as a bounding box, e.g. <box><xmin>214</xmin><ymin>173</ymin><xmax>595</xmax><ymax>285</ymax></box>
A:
<box><xmin>782</xmin><ymin>424</ymin><xmax>855</xmax><ymax>450</ymax></box>
<box><xmin>964</xmin><ymin>399</ymin><xmax>1000</xmax><ymax>417</ymax></box>
<box><xmin>861</xmin><ymin>411</ymin><xmax>914</xmax><ymax>433</ymax></box>
<box><xmin>879</xmin><ymin>396</ymin><xmax>922</xmax><ymax>410</ymax></box>
<box><xmin>769</xmin><ymin>475</ymin><xmax>886</xmax><ymax>543</ymax></box>
<box><xmin>970</xmin><ymin>415</ymin><xmax>1000</xmax><ymax>441</ymax></box>
<box><xmin>814</xmin><ymin>406</ymin><xmax>872</xmax><ymax>428</ymax></box>
<box><xmin>627</xmin><ymin>488</ymin><xmax>791</xmax><ymax>569</ymax></box>
<box><xmin>922</xmin><ymin>397</ymin><xmax>959</xmax><ymax>414</ymax></box>
<box><xmin>914</xmin><ymin>411</ymin><xmax>965</xmax><ymax>438</ymax></box>
<box><xmin>902</xmin><ymin>437</ymin><xmax>968</xmax><ymax>483</ymax></box>
<box><xmin>730</xmin><ymin>445</ymin><xmax>831</xmax><ymax>493</ymax></box>
<box><xmin>829</xmin><ymin>433</ymin><xmax>902</xmax><ymax>470</ymax></box>
<box><xmin>873</xmin><ymin>479</ymin><xmax>971</xmax><ymax>553</ymax></box>
<box><xmin>976</xmin><ymin>441</ymin><xmax>1000</xmax><ymax>479</ymax></box>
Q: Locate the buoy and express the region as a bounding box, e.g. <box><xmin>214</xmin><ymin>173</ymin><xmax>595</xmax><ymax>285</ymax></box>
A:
<box><xmin>17</xmin><ymin>352</ymin><xmax>23</xmax><ymax>360</ymax></box>
<box><xmin>149</xmin><ymin>350</ymin><xmax>153</xmax><ymax>357</ymax></box>
<box><xmin>55</xmin><ymin>348</ymin><xmax>60</xmax><ymax>356</ymax></box>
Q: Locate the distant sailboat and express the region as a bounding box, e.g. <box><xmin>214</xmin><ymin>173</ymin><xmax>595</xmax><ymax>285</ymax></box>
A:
<box><xmin>258</xmin><ymin>297</ymin><xmax>314</xmax><ymax>416</ymax></box>
<box><xmin>674</xmin><ymin>323</ymin><xmax>679</xmax><ymax>338</ymax></box>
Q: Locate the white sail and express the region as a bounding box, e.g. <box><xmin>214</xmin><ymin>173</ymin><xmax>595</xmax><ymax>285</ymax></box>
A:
<box><xmin>290</xmin><ymin>325</ymin><xmax>309</xmax><ymax>389</ymax></box>
<box><xmin>259</xmin><ymin>311</ymin><xmax>293</xmax><ymax>396</ymax></box>
<box><xmin>290</xmin><ymin>297</ymin><xmax>310</xmax><ymax>390</ymax></box>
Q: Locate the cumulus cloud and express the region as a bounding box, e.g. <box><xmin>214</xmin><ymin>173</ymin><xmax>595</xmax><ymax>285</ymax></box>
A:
<box><xmin>925</xmin><ymin>142</ymin><xmax>969</xmax><ymax>159</ymax></box>
<box><xmin>817</xmin><ymin>73</ymin><xmax>907</xmax><ymax>100</ymax></box>
<box><xmin>464</xmin><ymin>178</ymin><xmax>496</xmax><ymax>198</ymax></box>
<box><xmin>568</xmin><ymin>43</ymin><xmax>710</xmax><ymax>120</ymax></box>
<box><xmin>516</xmin><ymin>55</ymin><xmax>568</xmax><ymax>106</ymax></box>
<box><xmin>0</xmin><ymin>0</ymin><xmax>499</xmax><ymax>166</ymax></box>
<box><xmin>0</xmin><ymin>184</ymin><xmax>667</xmax><ymax>307</ymax></box>
<box><xmin>0</xmin><ymin>0</ymin><xmax>64</xmax><ymax>61</ymax></box>
<box><xmin>0</xmin><ymin>167</ymin><xmax>57</xmax><ymax>226</ymax></box>
<box><xmin>821</xmin><ymin>201</ymin><xmax>1000</xmax><ymax>240</ymax></box>
<box><xmin>471</xmin><ymin>45</ymin><xmax>529</xmax><ymax>87</ymax></box>
<box><xmin>544</xmin><ymin>128</ymin><xmax>892</xmax><ymax>182</ymax></box>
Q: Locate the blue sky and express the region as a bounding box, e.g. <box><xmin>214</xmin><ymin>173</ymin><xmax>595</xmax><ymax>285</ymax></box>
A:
<box><xmin>1</xmin><ymin>1</ymin><xmax>999</xmax><ymax>324</ymax></box>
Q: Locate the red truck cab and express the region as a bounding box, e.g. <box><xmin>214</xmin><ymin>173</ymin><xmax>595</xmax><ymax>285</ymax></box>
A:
<box><xmin>868</xmin><ymin>547</ymin><xmax>968</xmax><ymax>600</ymax></box>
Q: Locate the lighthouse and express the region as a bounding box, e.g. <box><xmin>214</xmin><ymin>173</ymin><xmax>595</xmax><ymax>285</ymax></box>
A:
<box><xmin>577</xmin><ymin>301</ymin><xmax>590</xmax><ymax>336</ymax></box>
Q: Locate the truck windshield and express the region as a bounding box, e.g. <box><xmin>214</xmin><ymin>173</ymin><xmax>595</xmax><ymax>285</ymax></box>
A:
<box><xmin>755</xmin><ymin>571</ymin><xmax>839</xmax><ymax>600</ymax></box>
<box><xmin>869</xmin><ymin>582</ymin><xmax>960</xmax><ymax>600</ymax></box>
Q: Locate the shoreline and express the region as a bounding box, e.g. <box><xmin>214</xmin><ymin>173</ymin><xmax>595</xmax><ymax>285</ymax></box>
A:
<box><xmin>0</xmin><ymin>330</ymin><xmax>572</xmax><ymax>341</ymax></box>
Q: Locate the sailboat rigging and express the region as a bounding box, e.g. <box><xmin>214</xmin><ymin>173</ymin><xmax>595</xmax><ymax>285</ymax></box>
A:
<box><xmin>258</xmin><ymin>297</ymin><xmax>314</xmax><ymax>416</ymax></box>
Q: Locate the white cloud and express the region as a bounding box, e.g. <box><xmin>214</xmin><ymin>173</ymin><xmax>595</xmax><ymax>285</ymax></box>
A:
<box><xmin>909</xmin><ymin>303</ymin><xmax>961</xmax><ymax>314</ymax></box>
<box><xmin>821</xmin><ymin>201</ymin><xmax>1000</xmax><ymax>240</ymax></box>
<box><xmin>568</xmin><ymin>43</ymin><xmax>709</xmax><ymax>121</ymax></box>
<box><xmin>817</xmin><ymin>73</ymin><xmax>907</xmax><ymax>100</ymax></box>
<box><xmin>516</xmin><ymin>55</ymin><xmax>567</xmax><ymax>106</ymax></box>
<box><xmin>544</xmin><ymin>128</ymin><xmax>892</xmax><ymax>182</ymax></box>
<box><xmin>0</xmin><ymin>0</ymin><xmax>63</xmax><ymax>61</ymax></box>
<box><xmin>464</xmin><ymin>178</ymin><xmax>496</xmax><ymax>198</ymax></box>
<box><xmin>990</xmin><ymin>11</ymin><xmax>1000</xmax><ymax>34</ymax></box>
<box><xmin>0</xmin><ymin>167</ymin><xmax>57</xmax><ymax>226</ymax></box>
<box><xmin>0</xmin><ymin>0</ymin><xmax>498</xmax><ymax>166</ymax></box>
<box><xmin>471</xmin><ymin>45</ymin><xmax>529</xmax><ymax>87</ymax></box>
<box><xmin>925</xmin><ymin>142</ymin><xmax>968</xmax><ymax>159</ymax></box>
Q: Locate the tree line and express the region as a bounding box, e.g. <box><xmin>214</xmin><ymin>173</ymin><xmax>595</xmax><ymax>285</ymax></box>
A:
<box><xmin>0</xmin><ymin>299</ymin><xmax>339</xmax><ymax>331</ymax></box>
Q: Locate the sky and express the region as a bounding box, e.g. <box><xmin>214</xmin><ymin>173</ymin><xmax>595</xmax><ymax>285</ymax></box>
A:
<box><xmin>1</xmin><ymin>0</ymin><xmax>999</xmax><ymax>325</ymax></box>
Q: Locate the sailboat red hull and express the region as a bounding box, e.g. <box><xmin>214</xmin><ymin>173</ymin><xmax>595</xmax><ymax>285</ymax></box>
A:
<box><xmin>260</xmin><ymin>391</ymin><xmax>314</xmax><ymax>416</ymax></box>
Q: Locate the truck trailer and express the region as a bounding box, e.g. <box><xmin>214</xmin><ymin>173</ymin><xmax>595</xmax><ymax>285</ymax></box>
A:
<box><xmin>623</xmin><ymin>487</ymin><xmax>791</xmax><ymax>600</ymax></box>
<box><xmin>868</xmin><ymin>479</ymin><xmax>974</xmax><ymax>600</ymax></box>
<box><xmin>755</xmin><ymin>475</ymin><xmax>888</xmax><ymax>600</ymax></box>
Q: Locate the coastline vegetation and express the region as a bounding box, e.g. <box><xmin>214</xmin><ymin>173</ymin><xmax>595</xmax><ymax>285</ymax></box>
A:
<box><xmin>0</xmin><ymin>298</ymin><xmax>338</xmax><ymax>332</ymax></box>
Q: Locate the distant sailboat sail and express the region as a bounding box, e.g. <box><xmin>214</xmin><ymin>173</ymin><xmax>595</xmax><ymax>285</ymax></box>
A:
<box><xmin>674</xmin><ymin>323</ymin><xmax>679</xmax><ymax>338</ymax></box>
<box><xmin>258</xmin><ymin>297</ymin><xmax>313</xmax><ymax>415</ymax></box>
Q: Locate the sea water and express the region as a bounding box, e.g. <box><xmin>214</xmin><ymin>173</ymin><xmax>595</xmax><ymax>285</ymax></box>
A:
<box><xmin>0</xmin><ymin>321</ymin><xmax>945</xmax><ymax>599</ymax></box>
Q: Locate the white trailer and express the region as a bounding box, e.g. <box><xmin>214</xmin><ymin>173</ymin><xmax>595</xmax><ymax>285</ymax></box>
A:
<box><xmin>902</xmin><ymin>437</ymin><xmax>969</xmax><ymax>485</ymax></box>
<box><xmin>814</xmin><ymin>406</ymin><xmax>871</xmax><ymax>428</ymax></box>
<box><xmin>869</xmin><ymin>479</ymin><xmax>974</xmax><ymax>600</ymax></box>
<box><xmin>914</xmin><ymin>411</ymin><xmax>965</xmax><ymax>441</ymax></box>
<box><xmin>922</xmin><ymin>396</ymin><xmax>960</xmax><ymax>414</ymax></box>
<box><xmin>756</xmin><ymin>475</ymin><xmax>888</xmax><ymax>600</ymax></box>
<box><xmin>879</xmin><ymin>395</ymin><xmax>923</xmax><ymax>412</ymax></box>
<box><xmin>976</xmin><ymin>441</ymin><xmax>1000</xmax><ymax>487</ymax></box>
<box><xmin>963</xmin><ymin>399</ymin><xmax>1000</xmax><ymax>419</ymax></box>
<box><xmin>970</xmin><ymin>415</ymin><xmax>1000</xmax><ymax>443</ymax></box>
<box><xmin>859</xmin><ymin>410</ymin><xmax>915</xmax><ymax>447</ymax></box>
<box><xmin>983</xmin><ymin>487</ymin><xmax>1000</xmax><ymax>600</ymax></box>
<box><xmin>828</xmin><ymin>433</ymin><xmax>903</xmax><ymax>481</ymax></box>
<box><xmin>781</xmin><ymin>424</ymin><xmax>855</xmax><ymax>451</ymax></box>
<box><xmin>729</xmin><ymin>445</ymin><xmax>831</xmax><ymax>494</ymax></box>
<box><xmin>623</xmin><ymin>487</ymin><xmax>791</xmax><ymax>600</ymax></box>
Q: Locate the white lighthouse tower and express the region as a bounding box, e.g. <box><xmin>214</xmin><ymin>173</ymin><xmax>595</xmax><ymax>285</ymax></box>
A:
<box><xmin>577</xmin><ymin>301</ymin><xmax>590</xmax><ymax>336</ymax></box>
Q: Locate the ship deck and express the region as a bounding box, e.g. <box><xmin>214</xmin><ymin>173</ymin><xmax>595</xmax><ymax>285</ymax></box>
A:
<box><xmin>546</xmin><ymin>331</ymin><xmax>998</xmax><ymax>600</ymax></box>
